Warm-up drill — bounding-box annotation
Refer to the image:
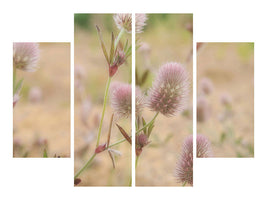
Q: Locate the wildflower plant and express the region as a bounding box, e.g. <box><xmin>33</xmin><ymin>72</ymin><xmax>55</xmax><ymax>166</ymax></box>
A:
<box><xmin>134</xmin><ymin>14</ymin><xmax>194</xmax><ymax>187</ymax></box>
<box><xmin>74</xmin><ymin>14</ymin><xmax>139</xmax><ymax>185</ymax></box>
<box><xmin>135</xmin><ymin>62</ymin><xmax>190</xmax><ymax>167</ymax></box>
<box><xmin>13</xmin><ymin>42</ymin><xmax>40</xmax><ymax>107</ymax></box>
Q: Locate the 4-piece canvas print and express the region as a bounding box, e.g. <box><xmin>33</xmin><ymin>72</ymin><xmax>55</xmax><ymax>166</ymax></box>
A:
<box><xmin>12</xmin><ymin>13</ymin><xmax>254</xmax><ymax>187</ymax></box>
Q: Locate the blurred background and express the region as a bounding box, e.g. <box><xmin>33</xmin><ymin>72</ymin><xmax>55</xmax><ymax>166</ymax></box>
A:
<box><xmin>197</xmin><ymin>42</ymin><xmax>254</xmax><ymax>157</ymax></box>
<box><xmin>13</xmin><ymin>43</ymin><xmax>70</xmax><ymax>158</ymax></box>
<box><xmin>74</xmin><ymin>14</ymin><xmax>132</xmax><ymax>186</ymax></box>
<box><xmin>136</xmin><ymin>14</ymin><xmax>193</xmax><ymax>186</ymax></box>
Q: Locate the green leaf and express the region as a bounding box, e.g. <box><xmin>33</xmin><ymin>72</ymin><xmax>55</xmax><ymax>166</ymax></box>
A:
<box><xmin>109</xmin><ymin>32</ymin><xmax>115</xmax><ymax>64</ymax></box>
<box><xmin>96</xmin><ymin>25</ymin><xmax>109</xmax><ymax>65</ymax></box>
<box><xmin>140</xmin><ymin>69</ymin><xmax>149</xmax><ymax>86</ymax></box>
<box><xmin>147</xmin><ymin>124</ymin><xmax>154</xmax><ymax>137</ymax></box>
<box><xmin>14</xmin><ymin>78</ymin><xmax>23</xmax><ymax>95</ymax></box>
<box><xmin>116</xmin><ymin>124</ymin><xmax>132</xmax><ymax>145</ymax></box>
<box><xmin>124</xmin><ymin>39</ymin><xmax>128</xmax><ymax>52</ymax></box>
<box><xmin>43</xmin><ymin>148</ymin><xmax>48</xmax><ymax>158</ymax></box>
<box><xmin>142</xmin><ymin>117</ymin><xmax>147</xmax><ymax>134</ymax></box>
<box><xmin>125</xmin><ymin>45</ymin><xmax>132</xmax><ymax>58</ymax></box>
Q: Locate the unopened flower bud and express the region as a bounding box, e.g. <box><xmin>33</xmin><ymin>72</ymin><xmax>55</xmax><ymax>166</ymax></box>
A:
<box><xmin>95</xmin><ymin>143</ymin><xmax>106</xmax><ymax>154</ymax></box>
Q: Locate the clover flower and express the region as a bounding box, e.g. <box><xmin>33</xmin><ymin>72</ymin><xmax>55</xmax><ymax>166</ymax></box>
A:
<box><xmin>199</xmin><ymin>77</ymin><xmax>213</xmax><ymax>95</ymax></box>
<box><xmin>197</xmin><ymin>134</ymin><xmax>213</xmax><ymax>158</ymax></box>
<box><xmin>110</xmin><ymin>82</ymin><xmax>144</xmax><ymax>119</ymax></box>
<box><xmin>175</xmin><ymin>134</ymin><xmax>212</xmax><ymax>185</ymax></box>
<box><xmin>113</xmin><ymin>13</ymin><xmax>147</xmax><ymax>33</ymax></box>
<box><xmin>148</xmin><ymin>62</ymin><xmax>190</xmax><ymax>117</ymax></box>
<box><xmin>28</xmin><ymin>86</ymin><xmax>42</xmax><ymax>103</ymax></box>
<box><xmin>13</xmin><ymin>42</ymin><xmax>40</xmax><ymax>72</ymax></box>
<box><xmin>197</xmin><ymin>96</ymin><xmax>211</xmax><ymax>122</ymax></box>
<box><xmin>220</xmin><ymin>93</ymin><xmax>232</xmax><ymax>106</ymax></box>
<box><xmin>110</xmin><ymin>83</ymin><xmax>132</xmax><ymax>119</ymax></box>
<box><xmin>135</xmin><ymin>13</ymin><xmax>147</xmax><ymax>33</ymax></box>
<box><xmin>113</xmin><ymin>14</ymin><xmax>132</xmax><ymax>33</ymax></box>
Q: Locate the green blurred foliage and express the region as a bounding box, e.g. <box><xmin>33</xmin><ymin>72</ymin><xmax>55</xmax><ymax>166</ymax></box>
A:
<box><xmin>237</xmin><ymin>43</ymin><xmax>254</xmax><ymax>61</ymax></box>
<box><xmin>74</xmin><ymin>14</ymin><xmax>114</xmax><ymax>32</ymax></box>
<box><xmin>145</xmin><ymin>14</ymin><xmax>193</xmax><ymax>31</ymax></box>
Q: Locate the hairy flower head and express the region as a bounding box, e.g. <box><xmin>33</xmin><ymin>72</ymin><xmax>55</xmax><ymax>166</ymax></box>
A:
<box><xmin>135</xmin><ymin>13</ymin><xmax>147</xmax><ymax>33</ymax></box>
<box><xmin>197</xmin><ymin>134</ymin><xmax>213</xmax><ymax>158</ymax></box>
<box><xmin>114</xmin><ymin>14</ymin><xmax>132</xmax><ymax>33</ymax></box>
<box><xmin>114</xmin><ymin>13</ymin><xmax>147</xmax><ymax>33</ymax></box>
<box><xmin>175</xmin><ymin>134</ymin><xmax>212</xmax><ymax>185</ymax></box>
<box><xmin>148</xmin><ymin>62</ymin><xmax>190</xmax><ymax>117</ymax></box>
<box><xmin>28</xmin><ymin>86</ymin><xmax>42</xmax><ymax>103</ymax></box>
<box><xmin>199</xmin><ymin>77</ymin><xmax>213</xmax><ymax>95</ymax></box>
<box><xmin>175</xmin><ymin>134</ymin><xmax>193</xmax><ymax>185</ymax></box>
<box><xmin>110</xmin><ymin>82</ymin><xmax>144</xmax><ymax>119</ymax></box>
<box><xmin>110</xmin><ymin>82</ymin><xmax>132</xmax><ymax>119</ymax></box>
<box><xmin>220</xmin><ymin>93</ymin><xmax>232</xmax><ymax>106</ymax></box>
<box><xmin>197</xmin><ymin>96</ymin><xmax>211</xmax><ymax>122</ymax></box>
<box><xmin>13</xmin><ymin>42</ymin><xmax>40</xmax><ymax>72</ymax></box>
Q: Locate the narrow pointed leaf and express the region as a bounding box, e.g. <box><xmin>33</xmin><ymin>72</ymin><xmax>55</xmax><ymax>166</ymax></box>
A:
<box><xmin>14</xmin><ymin>78</ymin><xmax>23</xmax><ymax>95</ymax></box>
<box><xmin>116</xmin><ymin>124</ymin><xmax>132</xmax><ymax>145</ymax></box>
<box><xmin>147</xmin><ymin>124</ymin><xmax>154</xmax><ymax>137</ymax></box>
<box><xmin>140</xmin><ymin>70</ymin><xmax>149</xmax><ymax>85</ymax></box>
<box><xmin>124</xmin><ymin>39</ymin><xmax>128</xmax><ymax>52</ymax></box>
<box><xmin>43</xmin><ymin>148</ymin><xmax>48</xmax><ymax>158</ymax></box>
<box><xmin>109</xmin><ymin>32</ymin><xmax>115</xmax><ymax>64</ymax></box>
<box><xmin>96</xmin><ymin>25</ymin><xmax>109</xmax><ymax>64</ymax></box>
<box><xmin>125</xmin><ymin>46</ymin><xmax>132</xmax><ymax>57</ymax></box>
<box><xmin>142</xmin><ymin>117</ymin><xmax>147</xmax><ymax>134</ymax></box>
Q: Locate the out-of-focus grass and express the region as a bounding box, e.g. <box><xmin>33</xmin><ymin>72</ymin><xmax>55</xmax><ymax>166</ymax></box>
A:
<box><xmin>197</xmin><ymin>43</ymin><xmax>254</xmax><ymax>157</ymax></box>
<box><xmin>13</xmin><ymin>43</ymin><xmax>70</xmax><ymax>158</ymax></box>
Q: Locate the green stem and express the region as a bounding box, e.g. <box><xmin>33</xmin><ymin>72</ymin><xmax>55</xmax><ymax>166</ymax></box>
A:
<box><xmin>108</xmin><ymin>138</ymin><xmax>126</xmax><ymax>148</ymax></box>
<box><xmin>182</xmin><ymin>181</ymin><xmax>187</xmax><ymax>186</ymax></box>
<box><xmin>114</xmin><ymin>28</ymin><xmax>125</xmax><ymax>50</ymax></box>
<box><xmin>136</xmin><ymin>112</ymin><xmax>159</xmax><ymax>134</ymax></box>
<box><xmin>74</xmin><ymin>138</ymin><xmax>127</xmax><ymax>179</ymax></box>
<box><xmin>96</xmin><ymin>77</ymin><xmax>112</xmax><ymax>148</ymax></box>
<box><xmin>74</xmin><ymin>153</ymin><xmax>96</xmax><ymax>179</ymax></box>
<box><xmin>13</xmin><ymin>66</ymin><xmax>17</xmax><ymax>95</ymax></box>
<box><xmin>135</xmin><ymin>155</ymin><xmax>139</xmax><ymax>169</ymax></box>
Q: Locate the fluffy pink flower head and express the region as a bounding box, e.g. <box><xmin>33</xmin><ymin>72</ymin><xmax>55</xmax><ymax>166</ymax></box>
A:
<box><xmin>13</xmin><ymin>42</ymin><xmax>40</xmax><ymax>72</ymax></box>
<box><xmin>199</xmin><ymin>77</ymin><xmax>213</xmax><ymax>95</ymax></box>
<box><xmin>110</xmin><ymin>82</ymin><xmax>144</xmax><ymax>119</ymax></box>
<box><xmin>113</xmin><ymin>14</ymin><xmax>132</xmax><ymax>33</ymax></box>
<box><xmin>148</xmin><ymin>62</ymin><xmax>190</xmax><ymax>117</ymax></box>
<box><xmin>175</xmin><ymin>134</ymin><xmax>193</xmax><ymax>185</ymax></box>
<box><xmin>114</xmin><ymin>13</ymin><xmax>147</xmax><ymax>33</ymax></box>
<box><xmin>28</xmin><ymin>86</ymin><xmax>42</xmax><ymax>103</ymax></box>
<box><xmin>110</xmin><ymin>82</ymin><xmax>132</xmax><ymax>119</ymax></box>
<box><xmin>220</xmin><ymin>93</ymin><xmax>232</xmax><ymax>106</ymax></box>
<box><xmin>197</xmin><ymin>96</ymin><xmax>211</xmax><ymax>122</ymax></box>
<box><xmin>197</xmin><ymin>134</ymin><xmax>213</xmax><ymax>158</ymax></box>
<box><xmin>175</xmin><ymin>134</ymin><xmax>212</xmax><ymax>185</ymax></box>
<box><xmin>135</xmin><ymin>13</ymin><xmax>147</xmax><ymax>33</ymax></box>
